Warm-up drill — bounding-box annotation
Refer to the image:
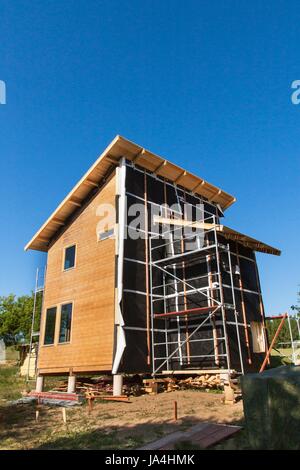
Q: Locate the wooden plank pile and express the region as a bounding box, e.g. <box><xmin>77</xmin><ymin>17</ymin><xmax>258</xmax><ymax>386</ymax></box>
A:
<box><xmin>139</xmin><ymin>422</ymin><xmax>242</xmax><ymax>450</ymax></box>
<box><xmin>142</xmin><ymin>378</ymin><xmax>166</xmax><ymax>395</ymax></box>
<box><xmin>177</xmin><ymin>374</ymin><xmax>222</xmax><ymax>390</ymax></box>
<box><xmin>141</xmin><ymin>374</ymin><xmax>222</xmax><ymax>395</ymax></box>
<box><xmin>50</xmin><ymin>375</ymin><xmax>143</xmax><ymax>400</ymax></box>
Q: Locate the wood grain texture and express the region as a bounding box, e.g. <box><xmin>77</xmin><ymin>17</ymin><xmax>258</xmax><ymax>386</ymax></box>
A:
<box><xmin>38</xmin><ymin>172</ymin><xmax>116</xmax><ymax>374</ymax></box>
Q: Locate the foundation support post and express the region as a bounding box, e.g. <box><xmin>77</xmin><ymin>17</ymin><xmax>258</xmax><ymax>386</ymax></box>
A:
<box><xmin>113</xmin><ymin>374</ymin><xmax>123</xmax><ymax>396</ymax></box>
<box><xmin>220</xmin><ymin>372</ymin><xmax>235</xmax><ymax>404</ymax></box>
<box><xmin>67</xmin><ymin>374</ymin><xmax>76</xmax><ymax>394</ymax></box>
<box><xmin>35</xmin><ymin>375</ymin><xmax>44</xmax><ymax>393</ymax></box>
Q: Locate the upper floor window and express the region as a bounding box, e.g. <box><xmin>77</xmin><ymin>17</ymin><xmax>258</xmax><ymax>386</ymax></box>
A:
<box><xmin>63</xmin><ymin>245</ymin><xmax>76</xmax><ymax>270</ymax></box>
<box><xmin>44</xmin><ymin>307</ymin><xmax>57</xmax><ymax>345</ymax></box>
<box><xmin>59</xmin><ymin>303</ymin><xmax>73</xmax><ymax>343</ymax></box>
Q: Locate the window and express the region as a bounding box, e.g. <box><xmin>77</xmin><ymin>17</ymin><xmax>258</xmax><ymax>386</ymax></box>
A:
<box><xmin>59</xmin><ymin>303</ymin><xmax>73</xmax><ymax>343</ymax></box>
<box><xmin>98</xmin><ymin>228</ymin><xmax>114</xmax><ymax>241</ymax></box>
<box><xmin>44</xmin><ymin>307</ymin><xmax>57</xmax><ymax>345</ymax></box>
<box><xmin>250</xmin><ymin>321</ymin><xmax>265</xmax><ymax>353</ymax></box>
<box><xmin>63</xmin><ymin>245</ymin><xmax>76</xmax><ymax>270</ymax></box>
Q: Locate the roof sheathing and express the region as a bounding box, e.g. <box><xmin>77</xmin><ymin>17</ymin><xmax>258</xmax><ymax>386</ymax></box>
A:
<box><xmin>25</xmin><ymin>135</ymin><xmax>236</xmax><ymax>252</ymax></box>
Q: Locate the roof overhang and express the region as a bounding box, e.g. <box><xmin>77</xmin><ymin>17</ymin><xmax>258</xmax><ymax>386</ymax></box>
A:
<box><xmin>153</xmin><ymin>216</ymin><xmax>281</xmax><ymax>256</ymax></box>
<box><xmin>217</xmin><ymin>224</ymin><xmax>281</xmax><ymax>256</ymax></box>
<box><xmin>25</xmin><ymin>135</ymin><xmax>236</xmax><ymax>252</ymax></box>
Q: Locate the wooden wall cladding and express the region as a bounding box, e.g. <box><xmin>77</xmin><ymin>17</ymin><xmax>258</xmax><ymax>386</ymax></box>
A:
<box><xmin>38</xmin><ymin>172</ymin><xmax>116</xmax><ymax>374</ymax></box>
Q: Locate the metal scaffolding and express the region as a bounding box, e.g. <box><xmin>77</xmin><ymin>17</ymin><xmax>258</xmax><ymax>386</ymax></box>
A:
<box><xmin>149</xmin><ymin>211</ymin><xmax>244</xmax><ymax>377</ymax></box>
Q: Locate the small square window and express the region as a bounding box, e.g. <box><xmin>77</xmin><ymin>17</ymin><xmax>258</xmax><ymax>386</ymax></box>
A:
<box><xmin>98</xmin><ymin>228</ymin><xmax>114</xmax><ymax>241</ymax></box>
<box><xmin>59</xmin><ymin>303</ymin><xmax>73</xmax><ymax>343</ymax></box>
<box><xmin>64</xmin><ymin>245</ymin><xmax>76</xmax><ymax>270</ymax></box>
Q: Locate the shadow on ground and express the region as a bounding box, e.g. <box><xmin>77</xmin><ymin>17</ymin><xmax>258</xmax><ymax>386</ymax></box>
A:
<box><xmin>0</xmin><ymin>401</ymin><xmax>244</xmax><ymax>450</ymax></box>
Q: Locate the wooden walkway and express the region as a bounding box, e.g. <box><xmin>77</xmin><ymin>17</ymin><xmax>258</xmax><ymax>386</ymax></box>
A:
<box><xmin>139</xmin><ymin>422</ymin><xmax>242</xmax><ymax>450</ymax></box>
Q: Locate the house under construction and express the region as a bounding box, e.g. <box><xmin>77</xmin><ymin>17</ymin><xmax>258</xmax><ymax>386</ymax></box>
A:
<box><xmin>25</xmin><ymin>135</ymin><xmax>280</xmax><ymax>394</ymax></box>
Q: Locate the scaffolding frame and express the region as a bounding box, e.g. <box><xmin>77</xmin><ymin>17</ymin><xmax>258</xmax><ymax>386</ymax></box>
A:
<box><xmin>149</xmin><ymin>212</ymin><xmax>244</xmax><ymax>377</ymax></box>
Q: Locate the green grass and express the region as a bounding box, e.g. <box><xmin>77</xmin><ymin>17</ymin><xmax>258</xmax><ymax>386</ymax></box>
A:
<box><xmin>37</xmin><ymin>429</ymin><xmax>121</xmax><ymax>450</ymax></box>
<box><xmin>5</xmin><ymin>346</ymin><xmax>19</xmax><ymax>362</ymax></box>
<box><xmin>0</xmin><ymin>365</ymin><xmax>28</xmax><ymax>401</ymax></box>
<box><xmin>270</xmin><ymin>348</ymin><xmax>296</xmax><ymax>368</ymax></box>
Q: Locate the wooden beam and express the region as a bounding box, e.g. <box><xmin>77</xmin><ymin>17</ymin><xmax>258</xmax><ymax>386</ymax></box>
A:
<box><xmin>153</xmin><ymin>215</ymin><xmax>220</xmax><ymax>231</ymax></box>
<box><xmin>208</xmin><ymin>189</ymin><xmax>221</xmax><ymax>202</ymax></box>
<box><xmin>69</xmin><ymin>199</ymin><xmax>81</xmax><ymax>207</ymax></box>
<box><xmin>132</xmin><ymin>149</ymin><xmax>145</xmax><ymax>163</ymax></box>
<box><xmin>153</xmin><ymin>159</ymin><xmax>167</xmax><ymax>174</ymax></box>
<box><xmin>37</xmin><ymin>236</ymin><xmax>49</xmax><ymax>243</ymax></box>
<box><xmin>174</xmin><ymin>170</ymin><xmax>187</xmax><ymax>184</ymax></box>
<box><xmin>105</xmin><ymin>156</ymin><xmax>120</xmax><ymax>165</ymax></box>
<box><xmin>161</xmin><ymin>369</ymin><xmax>236</xmax><ymax>375</ymax></box>
<box><xmin>52</xmin><ymin>218</ymin><xmax>65</xmax><ymax>226</ymax></box>
<box><xmin>84</xmin><ymin>179</ymin><xmax>99</xmax><ymax>188</ymax></box>
<box><xmin>222</xmin><ymin>198</ymin><xmax>236</xmax><ymax>210</ymax></box>
<box><xmin>154</xmin><ymin>306</ymin><xmax>215</xmax><ymax>318</ymax></box>
<box><xmin>192</xmin><ymin>180</ymin><xmax>206</xmax><ymax>192</ymax></box>
<box><xmin>260</xmin><ymin>314</ymin><xmax>288</xmax><ymax>372</ymax></box>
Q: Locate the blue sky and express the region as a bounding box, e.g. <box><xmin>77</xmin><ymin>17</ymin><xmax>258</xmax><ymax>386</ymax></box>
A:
<box><xmin>0</xmin><ymin>0</ymin><xmax>299</xmax><ymax>314</ymax></box>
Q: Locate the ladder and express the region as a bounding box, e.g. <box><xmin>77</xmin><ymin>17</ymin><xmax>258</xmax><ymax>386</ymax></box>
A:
<box><xmin>26</xmin><ymin>267</ymin><xmax>45</xmax><ymax>381</ymax></box>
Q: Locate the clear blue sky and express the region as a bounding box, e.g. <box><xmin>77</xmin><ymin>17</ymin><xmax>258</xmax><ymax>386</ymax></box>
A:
<box><xmin>0</xmin><ymin>0</ymin><xmax>299</xmax><ymax>314</ymax></box>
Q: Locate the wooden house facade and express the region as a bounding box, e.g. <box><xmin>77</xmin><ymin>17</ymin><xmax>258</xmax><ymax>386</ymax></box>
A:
<box><xmin>25</xmin><ymin>136</ymin><xmax>280</xmax><ymax>391</ymax></box>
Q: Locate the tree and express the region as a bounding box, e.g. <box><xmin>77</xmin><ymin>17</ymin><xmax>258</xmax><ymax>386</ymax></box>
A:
<box><xmin>291</xmin><ymin>287</ymin><xmax>300</xmax><ymax>317</ymax></box>
<box><xmin>0</xmin><ymin>293</ymin><xmax>42</xmax><ymax>344</ymax></box>
<box><xmin>265</xmin><ymin>287</ymin><xmax>300</xmax><ymax>348</ymax></box>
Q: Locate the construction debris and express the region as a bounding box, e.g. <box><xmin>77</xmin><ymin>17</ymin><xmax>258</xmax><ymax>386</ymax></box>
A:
<box><xmin>10</xmin><ymin>396</ymin><xmax>81</xmax><ymax>407</ymax></box>
<box><xmin>47</xmin><ymin>373</ymin><xmax>224</xmax><ymax>402</ymax></box>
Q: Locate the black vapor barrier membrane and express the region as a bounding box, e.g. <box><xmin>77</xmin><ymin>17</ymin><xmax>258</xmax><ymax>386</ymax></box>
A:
<box><xmin>119</xmin><ymin>162</ymin><xmax>266</xmax><ymax>374</ymax></box>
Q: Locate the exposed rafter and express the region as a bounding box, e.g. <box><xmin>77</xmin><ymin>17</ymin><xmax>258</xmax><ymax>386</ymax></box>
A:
<box><xmin>153</xmin><ymin>159</ymin><xmax>167</xmax><ymax>174</ymax></box>
<box><xmin>174</xmin><ymin>170</ymin><xmax>187</xmax><ymax>184</ymax></box>
<box><xmin>132</xmin><ymin>149</ymin><xmax>145</xmax><ymax>163</ymax></box>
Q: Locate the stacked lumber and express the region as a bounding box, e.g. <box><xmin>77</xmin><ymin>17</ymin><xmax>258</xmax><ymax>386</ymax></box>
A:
<box><xmin>49</xmin><ymin>373</ymin><xmax>223</xmax><ymax>401</ymax></box>
<box><xmin>164</xmin><ymin>377</ymin><xmax>179</xmax><ymax>392</ymax></box>
<box><xmin>50</xmin><ymin>375</ymin><xmax>143</xmax><ymax>399</ymax></box>
<box><xmin>142</xmin><ymin>378</ymin><xmax>163</xmax><ymax>395</ymax></box>
<box><xmin>85</xmin><ymin>390</ymin><xmax>130</xmax><ymax>403</ymax></box>
<box><xmin>142</xmin><ymin>375</ymin><xmax>222</xmax><ymax>393</ymax></box>
<box><xmin>177</xmin><ymin>374</ymin><xmax>222</xmax><ymax>390</ymax></box>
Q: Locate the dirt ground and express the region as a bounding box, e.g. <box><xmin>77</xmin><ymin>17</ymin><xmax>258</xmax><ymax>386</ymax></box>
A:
<box><xmin>0</xmin><ymin>390</ymin><xmax>244</xmax><ymax>450</ymax></box>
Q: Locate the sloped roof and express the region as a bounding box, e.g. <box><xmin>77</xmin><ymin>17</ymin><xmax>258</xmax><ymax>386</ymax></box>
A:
<box><xmin>25</xmin><ymin>135</ymin><xmax>236</xmax><ymax>252</ymax></box>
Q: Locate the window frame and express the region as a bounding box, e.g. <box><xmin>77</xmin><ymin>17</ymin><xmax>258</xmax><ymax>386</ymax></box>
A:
<box><xmin>43</xmin><ymin>306</ymin><xmax>57</xmax><ymax>346</ymax></box>
<box><xmin>62</xmin><ymin>244</ymin><xmax>77</xmax><ymax>271</ymax></box>
<box><xmin>58</xmin><ymin>301</ymin><xmax>74</xmax><ymax>345</ymax></box>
